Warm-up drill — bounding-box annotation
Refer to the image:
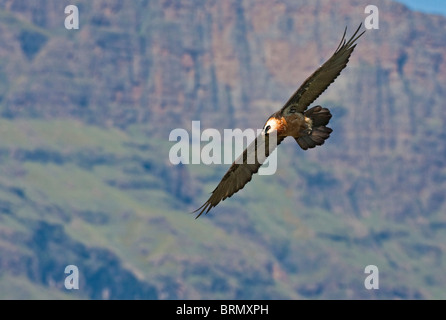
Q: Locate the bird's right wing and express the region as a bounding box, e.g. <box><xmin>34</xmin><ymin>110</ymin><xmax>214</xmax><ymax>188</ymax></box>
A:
<box><xmin>194</xmin><ymin>133</ymin><xmax>284</xmax><ymax>218</ymax></box>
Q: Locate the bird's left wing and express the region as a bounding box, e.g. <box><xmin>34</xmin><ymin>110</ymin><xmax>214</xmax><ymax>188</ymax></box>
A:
<box><xmin>194</xmin><ymin>133</ymin><xmax>285</xmax><ymax>218</ymax></box>
<box><xmin>280</xmin><ymin>23</ymin><xmax>365</xmax><ymax>116</ymax></box>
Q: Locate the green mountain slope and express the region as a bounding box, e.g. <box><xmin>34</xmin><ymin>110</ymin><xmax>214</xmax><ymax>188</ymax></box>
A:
<box><xmin>0</xmin><ymin>119</ymin><xmax>445</xmax><ymax>299</ymax></box>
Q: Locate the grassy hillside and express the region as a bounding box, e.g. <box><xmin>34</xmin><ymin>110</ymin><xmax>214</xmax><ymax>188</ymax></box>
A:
<box><xmin>0</xmin><ymin>118</ymin><xmax>445</xmax><ymax>299</ymax></box>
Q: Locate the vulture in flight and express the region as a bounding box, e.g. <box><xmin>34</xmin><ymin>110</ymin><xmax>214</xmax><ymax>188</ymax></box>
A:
<box><xmin>194</xmin><ymin>24</ymin><xmax>365</xmax><ymax>218</ymax></box>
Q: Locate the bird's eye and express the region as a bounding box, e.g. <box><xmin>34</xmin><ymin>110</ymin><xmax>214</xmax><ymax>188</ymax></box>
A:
<box><xmin>290</xmin><ymin>107</ymin><xmax>296</xmax><ymax>113</ymax></box>
<box><xmin>265</xmin><ymin>125</ymin><xmax>271</xmax><ymax>134</ymax></box>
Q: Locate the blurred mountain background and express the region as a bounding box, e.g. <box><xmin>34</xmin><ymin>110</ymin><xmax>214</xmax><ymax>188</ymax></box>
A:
<box><xmin>0</xmin><ymin>0</ymin><xmax>445</xmax><ymax>299</ymax></box>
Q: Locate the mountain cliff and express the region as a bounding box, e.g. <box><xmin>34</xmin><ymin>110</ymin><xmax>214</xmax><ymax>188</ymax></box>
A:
<box><xmin>0</xmin><ymin>0</ymin><xmax>445</xmax><ymax>299</ymax></box>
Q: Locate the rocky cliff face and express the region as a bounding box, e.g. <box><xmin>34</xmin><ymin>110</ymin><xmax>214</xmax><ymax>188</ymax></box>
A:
<box><xmin>2</xmin><ymin>0</ymin><xmax>446</xmax><ymax>134</ymax></box>
<box><xmin>0</xmin><ymin>0</ymin><xmax>445</xmax><ymax>299</ymax></box>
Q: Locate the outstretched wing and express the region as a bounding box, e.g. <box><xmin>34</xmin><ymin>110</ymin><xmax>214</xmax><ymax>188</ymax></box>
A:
<box><xmin>194</xmin><ymin>133</ymin><xmax>285</xmax><ymax>218</ymax></box>
<box><xmin>281</xmin><ymin>23</ymin><xmax>365</xmax><ymax>116</ymax></box>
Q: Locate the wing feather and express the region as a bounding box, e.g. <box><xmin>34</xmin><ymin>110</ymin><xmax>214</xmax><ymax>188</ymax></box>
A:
<box><xmin>280</xmin><ymin>24</ymin><xmax>365</xmax><ymax>115</ymax></box>
<box><xmin>193</xmin><ymin>134</ymin><xmax>285</xmax><ymax>218</ymax></box>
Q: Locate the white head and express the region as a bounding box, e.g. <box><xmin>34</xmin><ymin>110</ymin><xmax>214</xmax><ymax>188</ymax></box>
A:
<box><xmin>263</xmin><ymin>117</ymin><xmax>282</xmax><ymax>136</ymax></box>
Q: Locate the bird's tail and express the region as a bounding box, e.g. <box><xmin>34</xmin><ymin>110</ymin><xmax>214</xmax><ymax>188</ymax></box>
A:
<box><xmin>295</xmin><ymin>105</ymin><xmax>333</xmax><ymax>150</ymax></box>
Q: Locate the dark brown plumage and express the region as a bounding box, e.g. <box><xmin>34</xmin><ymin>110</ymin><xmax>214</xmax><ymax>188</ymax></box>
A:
<box><xmin>194</xmin><ymin>24</ymin><xmax>365</xmax><ymax>218</ymax></box>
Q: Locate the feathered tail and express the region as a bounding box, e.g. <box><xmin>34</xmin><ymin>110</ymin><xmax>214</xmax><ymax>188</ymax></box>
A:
<box><xmin>296</xmin><ymin>105</ymin><xmax>333</xmax><ymax>150</ymax></box>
